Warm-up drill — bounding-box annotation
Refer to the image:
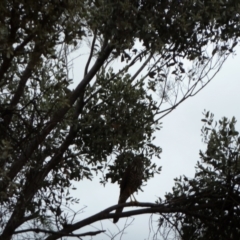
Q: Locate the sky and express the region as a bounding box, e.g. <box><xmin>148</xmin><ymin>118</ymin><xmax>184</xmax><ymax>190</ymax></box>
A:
<box><xmin>66</xmin><ymin>46</ymin><xmax>240</xmax><ymax>240</ymax></box>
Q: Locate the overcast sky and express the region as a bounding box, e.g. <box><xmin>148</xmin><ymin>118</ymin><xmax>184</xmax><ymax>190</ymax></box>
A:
<box><xmin>67</xmin><ymin>46</ymin><xmax>240</xmax><ymax>240</ymax></box>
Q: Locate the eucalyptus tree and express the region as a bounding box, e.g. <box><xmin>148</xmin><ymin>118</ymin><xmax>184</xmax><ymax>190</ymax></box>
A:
<box><xmin>0</xmin><ymin>0</ymin><xmax>240</xmax><ymax>239</ymax></box>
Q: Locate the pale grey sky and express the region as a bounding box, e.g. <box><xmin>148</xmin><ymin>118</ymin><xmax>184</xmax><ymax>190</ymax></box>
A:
<box><xmin>67</xmin><ymin>46</ymin><xmax>240</xmax><ymax>240</ymax></box>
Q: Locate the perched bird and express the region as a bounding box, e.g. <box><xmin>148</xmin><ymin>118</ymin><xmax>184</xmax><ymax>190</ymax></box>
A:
<box><xmin>113</xmin><ymin>155</ymin><xmax>144</xmax><ymax>223</ymax></box>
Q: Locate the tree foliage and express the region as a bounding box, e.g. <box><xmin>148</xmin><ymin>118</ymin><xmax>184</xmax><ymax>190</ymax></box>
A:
<box><xmin>159</xmin><ymin>112</ymin><xmax>240</xmax><ymax>240</ymax></box>
<box><xmin>0</xmin><ymin>0</ymin><xmax>240</xmax><ymax>239</ymax></box>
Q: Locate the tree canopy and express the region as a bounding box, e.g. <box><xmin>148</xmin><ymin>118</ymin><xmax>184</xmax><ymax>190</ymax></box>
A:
<box><xmin>0</xmin><ymin>0</ymin><xmax>240</xmax><ymax>239</ymax></box>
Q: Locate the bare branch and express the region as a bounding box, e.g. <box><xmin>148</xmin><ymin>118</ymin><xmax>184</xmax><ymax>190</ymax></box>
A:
<box><xmin>14</xmin><ymin>228</ymin><xmax>105</xmax><ymax>238</ymax></box>
<box><xmin>84</xmin><ymin>31</ymin><xmax>97</xmax><ymax>77</ymax></box>
<box><xmin>131</xmin><ymin>52</ymin><xmax>153</xmax><ymax>82</ymax></box>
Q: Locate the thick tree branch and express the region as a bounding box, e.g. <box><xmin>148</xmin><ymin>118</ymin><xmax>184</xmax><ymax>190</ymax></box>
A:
<box><xmin>84</xmin><ymin>31</ymin><xmax>97</xmax><ymax>77</ymax></box>
<box><xmin>3</xmin><ymin>43</ymin><xmax>113</xmax><ymax>186</ymax></box>
<box><xmin>0</xmin><ymin>92</ymin><xmax>86</xmax><ymax>237</ymax></box>
<box><xmin>44</xmin><ymin>199</ymin><xmax>226</xmax><ymax>240</ymax></box>
<box><xmin>0</xmin><ymin>44</ymin><xmax>113</xmax><ymax>240</ymax></box>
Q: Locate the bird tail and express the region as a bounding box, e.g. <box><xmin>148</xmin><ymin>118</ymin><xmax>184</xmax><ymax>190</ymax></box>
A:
<box><xmin>113</xmin><ymin>207</ymin><xmax>123</xmax><ymax>223</ymax></box>
<box><xmin>113</xmin><ymin>194</ymin><xmax>129</xmax><ymax>223</ymax></box>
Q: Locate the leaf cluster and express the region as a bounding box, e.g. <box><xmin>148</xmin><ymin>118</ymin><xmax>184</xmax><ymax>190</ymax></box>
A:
<box><xmin>163</xmin><ymin>113</ymin><xmax>240</xmax><ymax>239</ymax></box>
<box><xmin>88</xmin><ymin>0</ymin><xmax>240</xmax><ymax>58</ymax></box>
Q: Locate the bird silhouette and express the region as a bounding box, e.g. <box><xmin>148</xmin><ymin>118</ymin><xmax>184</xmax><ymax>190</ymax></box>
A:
<box><xmin>113</xmin><ymin>155</ymin><xmax>144</xmax><ymax>223</ymax></box>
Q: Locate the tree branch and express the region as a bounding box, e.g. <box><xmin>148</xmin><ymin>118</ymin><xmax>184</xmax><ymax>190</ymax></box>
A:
<box><xmin>13</xmin><ymin>228</ymin><xmax>105</xmax><ymax>238</ymax></box>
<box><xmin>84</xmin><ymin>31</ymin><xmax>97</xmax><ymax>77</ymax></box>
<box><xmin>3</xmin><ymin>43</ymin><xmax>113</xmax><ymax>186</ymax></box>
<box><xmin>44</xmin><ymin>200</ymin><xmax>223</xmax><ymax>240</ymax></box>
<box><xmin>0</xmin><ymin>44</ymin><xmax>113</xmax><ymax>240</ymax></box>
<box><xmin>3</xmin><ymin>44</ymin><xmax>42</xmax><ymax>127</ymax></box>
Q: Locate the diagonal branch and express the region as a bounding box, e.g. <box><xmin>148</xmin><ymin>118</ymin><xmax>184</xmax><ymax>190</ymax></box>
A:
<box><xmin>3</xmin><ymin>44</ymin><xmax>113</xmax><ymax>186</ymax></box>
<box><xmin>84</xmin><ymin>31</ymin><xmax>97</xmax><ymax>77</ymax></box>
<box><xmin>0</xmin><ymin>44</ymin><xmax>113</xmax><ymax>240</ymax></box>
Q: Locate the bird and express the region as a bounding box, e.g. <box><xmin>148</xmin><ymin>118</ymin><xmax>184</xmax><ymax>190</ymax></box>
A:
<box><xmin>113</xmin><ymin>155</ymin><xmax>144</xmax><ymax>223</ymax></box>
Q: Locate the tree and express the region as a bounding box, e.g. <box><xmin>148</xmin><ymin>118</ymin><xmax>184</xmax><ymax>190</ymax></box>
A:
<box><xmin>157</xmin><ymin>112</ymin><xmax>240</xmax><ymax>240</ymax></box>
<box><xmin>0</xmin><ymin>0</ymin><xmax>240</xmax><ymax>239</ymax></box>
